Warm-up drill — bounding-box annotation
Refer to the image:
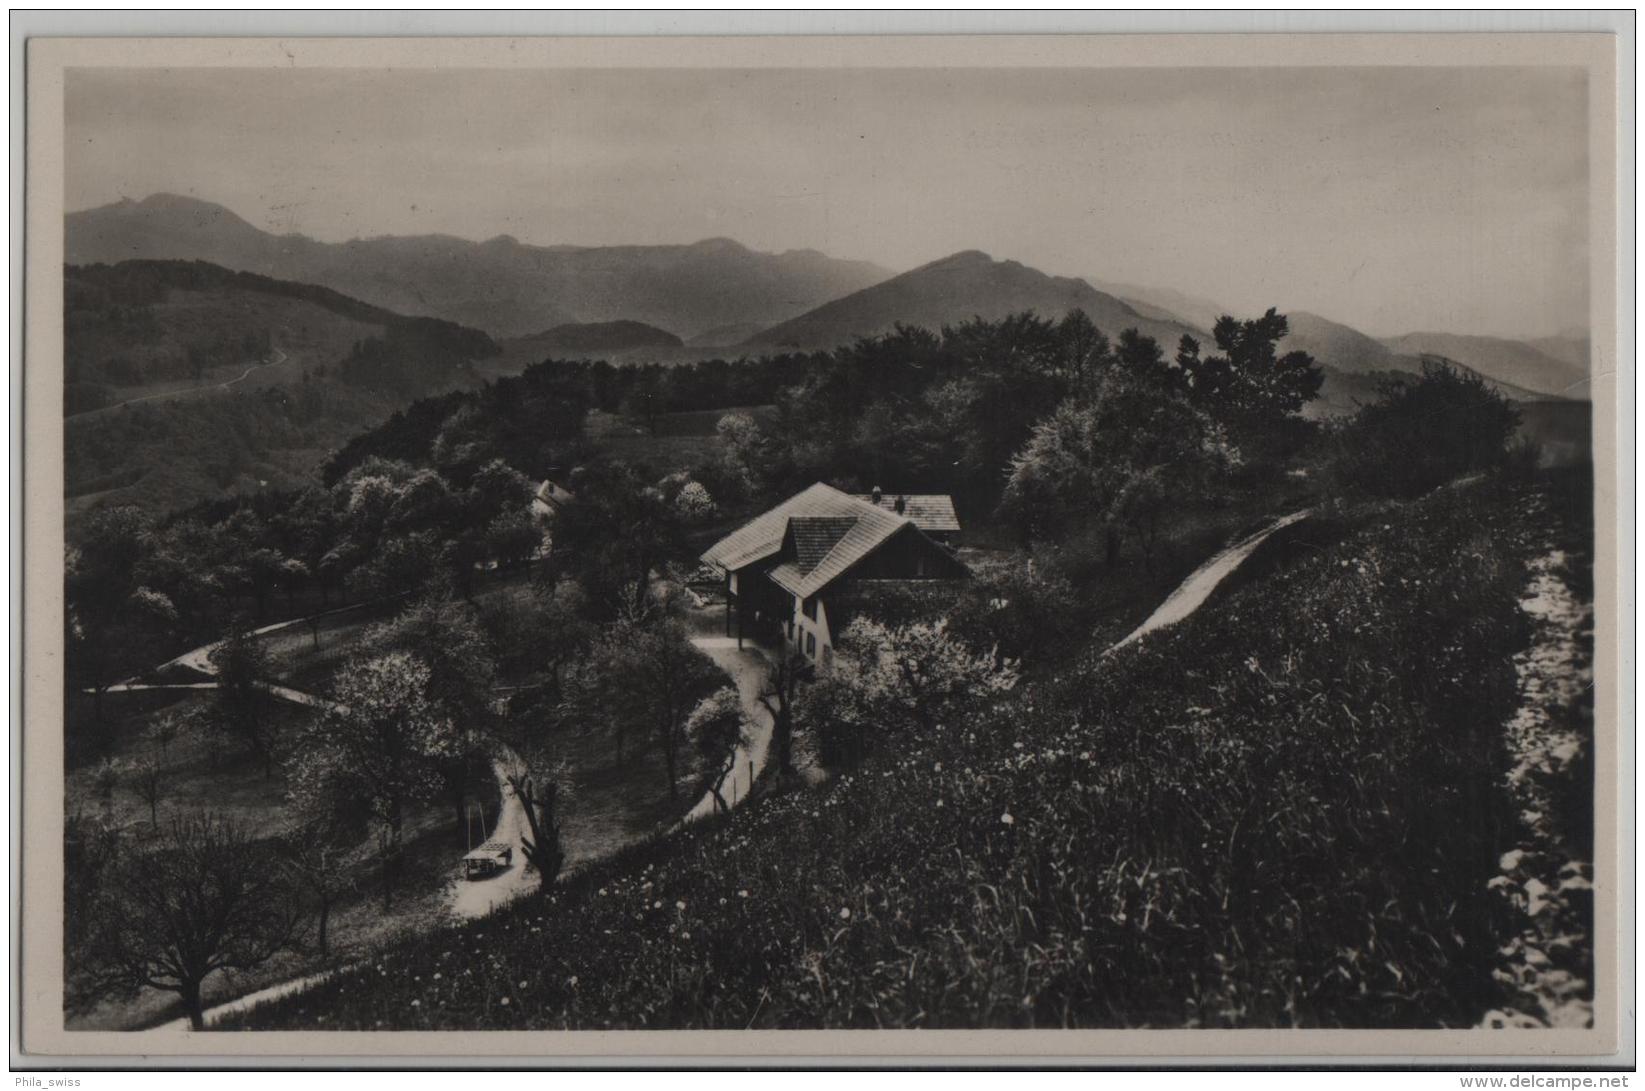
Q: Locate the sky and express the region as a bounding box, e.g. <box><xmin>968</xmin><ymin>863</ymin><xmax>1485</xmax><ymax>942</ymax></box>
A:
<box><xmin>65</xmin><ymin>65</ymin><xmax>1590</xmax><ymax>339</ymax></box>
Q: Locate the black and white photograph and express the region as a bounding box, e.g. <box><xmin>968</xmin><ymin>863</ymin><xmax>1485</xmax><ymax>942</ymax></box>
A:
<box><xmin>16</xmin><ymin>26</ymin><xmax>1627</xmax><ymax>1067</ymax></box>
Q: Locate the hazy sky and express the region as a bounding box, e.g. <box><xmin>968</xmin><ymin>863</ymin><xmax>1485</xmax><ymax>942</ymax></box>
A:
<box><xmin>66</xmin><ymin>65</ymin><xmax>1590</xmax><ymax>339</ymax></box>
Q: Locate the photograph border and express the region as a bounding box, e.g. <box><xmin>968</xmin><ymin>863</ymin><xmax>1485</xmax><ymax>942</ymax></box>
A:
<box><xmin>12</xmin><ymin>15</ymin><xmax>1634</xmax><ymax>1069</ymax></box>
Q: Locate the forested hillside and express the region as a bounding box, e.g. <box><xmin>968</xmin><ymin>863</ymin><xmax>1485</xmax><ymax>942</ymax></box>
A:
<box><xmin>64</xmin><ymin>260</ymin><xmax>500</xmax><ymax>519</ymax></box>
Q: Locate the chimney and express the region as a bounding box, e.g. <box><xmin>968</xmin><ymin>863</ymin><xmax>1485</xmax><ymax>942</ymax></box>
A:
<box><xmin>871</xmin><ymin>485</ymin><xmax>882</xmax><ymax>504</ymax></box>
<box><xmin>894</xmin><ymin>495</ymin><xmax>906</xmax><ymax>515</ymax></box>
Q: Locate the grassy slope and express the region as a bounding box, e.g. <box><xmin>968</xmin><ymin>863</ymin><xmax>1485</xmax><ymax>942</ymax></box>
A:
<box><xmin>230</xmin><ymin>475</ymin><xmax>1574</xmax><ymax>1031</ymax></box>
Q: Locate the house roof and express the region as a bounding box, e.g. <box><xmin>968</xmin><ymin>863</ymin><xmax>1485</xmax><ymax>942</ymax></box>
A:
<box><xmin>788</xmin><ymin>516</ymin><xmax>859</xmax><ymax>572</ymax></box>
<box><xmin>532</xmin><ymin>479</ymin><xmax>575</xmax><ymax>518</ymax></box>
<box><xmin>852</xmin><ymin>494</ymin><xmax>961</xmax><ymax>532</ymax></box>
<box><xmin>702</xmin><ymin>482</ymin><xmax>920</xmax><ymax>597</ymax></box>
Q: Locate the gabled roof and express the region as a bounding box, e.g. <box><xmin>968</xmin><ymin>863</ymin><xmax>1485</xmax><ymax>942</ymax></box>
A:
<box><xmin>702</xmin><ymin>482</ymin><xmax>915</xmax><ymax>596</ymax></box>
<box><xmin>787</xmin><ymin>516</ymin><xmax>858</xmax><ymax>573</ymax></box>
<box><xmin>852</xmin><ymin>493</ymin><xmax>961</xmax><ymax>532</ymax></box>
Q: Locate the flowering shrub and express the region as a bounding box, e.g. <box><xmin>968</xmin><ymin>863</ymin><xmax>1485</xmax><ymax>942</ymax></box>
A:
<box><xmin>799</xmin><ymin>617</ymin><xmax>1018</xmax><ymax>768</ymax></box>
<box><xmin>228</xmin><ymin>479</ymin><xmax>1565</xmax><ymax>1031</ymax></box>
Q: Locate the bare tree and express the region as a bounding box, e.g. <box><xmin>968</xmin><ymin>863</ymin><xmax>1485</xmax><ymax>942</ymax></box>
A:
<box><xmin>78</xmin><ymin>813</ymin><xmax>301</xmax><ymax>1030</ymax></box>
<box><xmin>131</xmin><ymin>756</ymin><xmax>164</xmax><ymax>829</ymax></box>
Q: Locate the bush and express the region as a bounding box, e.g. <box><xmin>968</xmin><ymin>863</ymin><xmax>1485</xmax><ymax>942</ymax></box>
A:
<box><xmin>1332</xmin><ymin>360</ymin><xmax>1521</xmax><ymax>497</ymax></box>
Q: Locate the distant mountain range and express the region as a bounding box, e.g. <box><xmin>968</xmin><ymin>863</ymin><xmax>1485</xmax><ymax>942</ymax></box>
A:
<box><xmin>1381</xmin><ymin>331</ymin><xmax>1588</xmax><ymax>400</ymax></box>
<box><xmin>65</xmin><ymin>194</ymin><xmax>892</xmax><ymax>340</ymax></box>
<box><xmin>1089</xmin><ymin>279</ymin><xmax>1228</xmax><ymax>333</ymax></box>
<box><xmin>1097</xmin><ymin>283</ymin><xmax>1590</xmax><ymax>407</ymax></box>
<box><xmin>743</xmin><ymin>250</ymin><xmax>1202</xmax><ymax>353</ymax></box>
<box><xmin>67</xmin><ymin>194</ymin><xmax>1590</xmax><ymax>411</ymax></box>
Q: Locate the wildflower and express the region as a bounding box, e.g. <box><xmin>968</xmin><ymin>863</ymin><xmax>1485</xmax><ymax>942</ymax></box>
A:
<box><xmin>568</xmin><ymin>975</ymin><xmax>579</xmax><ymax>987</ymax></box>
<box><xmin>433</xmin><ymin>973</ymin><xmax>442</xmax><ymax>981</ymax></box>
<box><xmin>501</xmin><ymin>997</ymin><xmax>510</xmax><ymax>1007</ymax></box>
<box><xmin>738</xmin><ymin>889</ymin><xmax>749</xmax><ymax>898</ymax></box>
<box><xmin>840</xmin><ymin>907</ymin><xmax>851</xmax><ymax>920</ymax></box>
<box><xmin>411</xmin><ymin>1000</ymin><xmax>420</xmax><ymax>1008</ymax></box>
<box><xmin>1001</xmin><ymin>812</ymin><xmax>1015</xmax><ymax>826</ymax></box>
<box><xmin>682</xmin><ymin>931</ymin><xmax>692</xmax><ymax>940</ymax></box>
<box><xmin>676</xmin><ymin>900</ymin><xmax>686</xmax><ymax>911</ymax></box>
<box><xmin>519</xmin><ymin>980</ymin><xmax>528</xmax><ymax>989</ymax></box>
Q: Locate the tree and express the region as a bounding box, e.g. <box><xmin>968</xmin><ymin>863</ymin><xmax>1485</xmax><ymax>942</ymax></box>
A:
<box><xmin>278</xmin><ymin>815</ymin><xmax>357</xmax><ymax>959</ymax></box>
<box><xmin>365</xmin><ymin>595</ymin><xmax>498</xmax><ymax>833</ymax></box>
<box><xmin>241</xmin><ymin>547</ymin><xmax>291</xmax><ymax>619</ymax></box>
<box><xmin>1333</xmin><ymin>359</ymin><xmax>1522</xmax><ymax>497</ymax></box>
<box><xmin>68</xmin><ymin>586</ymin><xmax>178</xmax><ymax>725</ymax></box>
<box><xmin>65</xmin><ymin>507</ymin><xmax>169</xmax><ymax>722</ymax></box>
<box><xmin>1178</xmin><ymin>308</ymin><xmax>1324</xmax><ymax>434</ymax></box>
<box><xmin>484</xmin><ymin>510</ymin><xmax>542</xmax><ymax>569</ymax></box>
<box><xmin>209</xmin><ymin>622</ymin><xmax>277</xmax><ymax>776</ymax></box>
<box><xmin>1001</xmin><ymin>369</ymin><xmax>1236</xmax><ymax>560</ymax></box>
<box><xmin>578</xmin><ymin>618</ymin><xmax>719</xmax><ymax>798</ymax></box>
<box><xmin>800</xmin><ymin>618</ymin><xmax>1018</xmax><ymax>768</ymax></box>
<box><xmin>756</xmin><ymin>650</ymin><xmax>813</xmax><ymax>786</ymax></box>
<box><xmin>549</xmin><ymin>463</ymin><xmax>700</xmax><ymax>617</ymax></box>
<box><xmin>131</xmin><ymin>755</ymin><xmax>164</xmax><ymax>828</ymax></box>
<box><xmin>716</xmin><ymin>411</ymin><xmax>768</xmax><ymax>498</ymax></box>
<box><xmin>149</xmin><ymin>712</ymin><xmax>180</xmax><ymax>763</ymax></box>
<box><xmin>484</xmin><ymin>577</ymin><xmax>593</xmax><ymax>685</ymax></box>
<box><xmin>289</xmin><ymin>653</ymin><xmax>455</xmax><ymax>908</ymax></box>
<box><xmin>77</xmin><ymin>814</ymin><xmax>301</xmax><ymax>1030</ymax></box>
<box><xmin>506</xmin><ymin>772</ymin><xmax>568</xmax><ymax>899</ymax></box>
<box><xmin>686</xmin><ymin>687</ymin><xmax>751</xmax><ymax>813</ymax></box>
<box><xmin>465</xmin><ymin>458</ymin><xmax>534</xmax><ymax>527</ymax></box>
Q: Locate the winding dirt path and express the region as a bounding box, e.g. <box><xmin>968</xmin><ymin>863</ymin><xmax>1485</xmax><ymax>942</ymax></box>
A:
<box><xmin>1112</xmin><ymin>509</ymin><xmax>1312</xmax><ymax>650</ymax></box>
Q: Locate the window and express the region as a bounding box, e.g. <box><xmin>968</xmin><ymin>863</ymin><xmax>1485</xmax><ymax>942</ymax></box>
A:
<box><xmin>802</xmin><ymin>596</ymin><xmax>818</xmax><ymax>620</ymax></box>
<box><xmin>806</xmin><ymin>632</ymin><xmax>816</xmax><ymax>657</ymax></box>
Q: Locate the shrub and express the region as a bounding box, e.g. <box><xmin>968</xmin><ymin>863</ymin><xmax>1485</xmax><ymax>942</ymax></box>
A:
<box><xmin>1332</xmin><ymin>360</ymin><xmax>1521</xmax><ymax>497</ymax></box>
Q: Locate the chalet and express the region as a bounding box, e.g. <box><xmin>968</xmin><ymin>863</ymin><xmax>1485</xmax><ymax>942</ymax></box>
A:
<box><xmin>701</xmin><ymin>483</ymin><xmax>967</xmax><ymax>667</ymax></box>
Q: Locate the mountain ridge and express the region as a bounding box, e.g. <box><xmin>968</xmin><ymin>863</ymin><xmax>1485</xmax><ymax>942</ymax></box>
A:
<box><xmin>67</xmin><ymin>194</ymin><xmax>894</xmax><ymax>341</ymax></box>
<box><xmin>743</xmin><ymin>249</ymin><xmax>1203</xmax><ymax>353</ymax></box>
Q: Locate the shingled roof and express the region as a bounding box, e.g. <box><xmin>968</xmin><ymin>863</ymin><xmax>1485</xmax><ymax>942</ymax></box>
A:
<box><xmin>701</xmin><ymin>482</ymin><xmax>920</xmax><ymax>597</ymax></box>
<box><xmin>852</xmin><ymin>493</ymin><xmax>961</xmax><ymax>533</ymax></box>
<box><xmin>787</xmin><ymin>516</ymin><xmax>859</xmax><ymax>573</ymax></box>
